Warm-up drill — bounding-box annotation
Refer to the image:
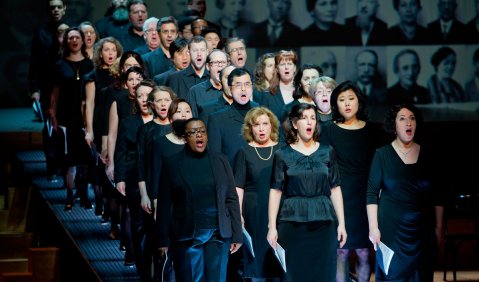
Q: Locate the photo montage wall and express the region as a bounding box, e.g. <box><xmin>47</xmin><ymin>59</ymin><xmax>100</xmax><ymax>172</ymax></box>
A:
<box><xmin>156</xmin><ymin>0</ymin><xmax>479</xmax><ymax>122</ymax></box>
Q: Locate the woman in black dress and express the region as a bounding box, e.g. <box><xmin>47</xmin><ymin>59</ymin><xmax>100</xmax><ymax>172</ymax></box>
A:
<box><xmin>84</xmin><ymin>36</ymin><xmax>123</xmax><ymax>216</ymax></box>
<box><xmin>114</xmin><ymin>79</ymin><xmax>154</xmax><ymax>269</ymax></box>
<box><xmin>320</xmin><ymin>81</ymin><xmax>380</xmax><ymax>282</ymax></box>
<box><xmin>156</xmin><ymin>118</ymin><xmax>242</xmax><ymax>282</ymax></box>
<box><xmin>267</xmin><ymin>103</ymin><xmax>346</xmax><ymax>281</ymax></box>
<box><xmin>141</xmin><ymin>99</ymin><xmax>193</xmax><ymax>281</ymax></box>
<box><xmin>367</xmin><ymin>104</ymin><xmax>444</xmax><ymax>281</ymax></box>
<box><xmin>105</xmin><ymin>66</ymin><xmax>145</xmax><ymax>245</ymax></box>
<box><xmin>134</xmin><ymin>86</ymin><xmax>178</xmax><ymax>280</ymax></box>
<box><xmin>233</xmin><ymin>106</ymin><xmax>282</xmax><ymax>280</ymax></box>
<box><xmin>146</xmin><ymin>98</ymin><xmax>193</xmax><ymax>213</ymax></box>
<box><xmin>136</xmin><ymin>85</ymin><xmax>176</xmax><ymax>214</ymax></box>
<box><xmin>49</xmin><ymin>27</ymin><xmax>94</xmax><ymax>211</ymax></box>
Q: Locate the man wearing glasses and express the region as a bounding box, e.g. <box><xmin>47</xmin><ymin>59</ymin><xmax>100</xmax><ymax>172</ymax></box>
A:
<box><xmin>207</xmin><ymin>67</ymin><xmax>258</xmax><ymax>282</ymax></box>
<box><xmin>187</xmin><ymin>49</ymin><xmax>229</xmax><ymax>117</ymax></box>
<box><xmin>142</xmin><ymin>16</ymin><xmax>178</xmax><ymax>78</ymax></box>
<box><xmin>120</xmin><ymin>0</ymin><xmax>148</xmax><ymax>52</ymax></box>
<box><xmin>133</xmin><ymin>17</ymin><xmax>160</xmax><ymax>55</ymax></box>
<box><xmin>207</xmin><ymin>68</ymin><xmax>258</xmax><ymax>166</ymax></box>
<box><xmin>225</xmin><ymin>37</ymin><xmax>250</xmax><ymax>72</ymax></box>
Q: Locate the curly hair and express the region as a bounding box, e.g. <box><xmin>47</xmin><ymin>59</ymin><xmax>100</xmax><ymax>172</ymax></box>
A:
<box><xmin>383</xmin><ymin>103</ymin><xmax>423</xmax><ymax>135</ymax></box>
<box><xmin>93</xmin><ymin>37</ymin><xmax>124</xmax><ymax>68</ymax></box>
<box><xmin>241</xmin><ymin>107</ymin><xmax>280</xmax><ymax>143</ymax></box>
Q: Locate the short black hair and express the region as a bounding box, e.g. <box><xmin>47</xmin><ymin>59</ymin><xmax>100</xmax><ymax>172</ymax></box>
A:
<box><xmin>157</xmin><ymin>16</ymin><xmax>178</xmax><ymax>31</ymax></box>
<box><xmin>227</xmin><ymin>68</ymin><xmax>252</xmax><ymax>86</ymax></box>
<box><xmin>169</xmin><ymin>38</ymin><xmax>189</xmax><ymax>58</ymax></box>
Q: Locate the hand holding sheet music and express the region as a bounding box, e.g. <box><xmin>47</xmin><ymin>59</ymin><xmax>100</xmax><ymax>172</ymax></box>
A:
<box><xmin>376</xmin><ymin>241</ymin><xmax>394</xmax><ymax>275</ymax></box>
<box><xmin>273</xmin><ymin>242</ymin><xmax>286</xmax><ymax>273</ymax></box>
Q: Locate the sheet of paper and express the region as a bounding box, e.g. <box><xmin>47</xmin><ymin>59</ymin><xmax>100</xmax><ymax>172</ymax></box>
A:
<box><xmin>59</xmin><ymin>126</ymin><xmax>67</xmax><ymax>154</ymax></box>
<box><xmin>46</xmin><ymin>118</ymin><xmax>52</xmax><ymax>137</ymax></box>
<box><xmin>273</xmin><ymin>242</ymin><xmax>286</xmax><ymax>273</ymax></box>
<box><xmin>32</xmin><ymin>101</ymin><xmax>43</xmax><ymax>121</ymax></box>
<box><xmin>242</xmin><ymin>227</ymin><xmax>255</xmax><ymax>257</ymax></box>
<box><xmin>376</xmin><ymin>241</ymin><xmax>394</xmax><ymax>275</ymax></box>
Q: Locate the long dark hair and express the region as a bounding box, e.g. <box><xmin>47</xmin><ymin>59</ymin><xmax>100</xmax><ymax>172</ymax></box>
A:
<box><xmin>292</xmin><ymin>64</ymin><xmax>323</xmax><ymax>100</ymax></box>
<box><xmin>60</xmin><ymin>27</ymin><xmax>89</xmax><ymax>59</ymax></box>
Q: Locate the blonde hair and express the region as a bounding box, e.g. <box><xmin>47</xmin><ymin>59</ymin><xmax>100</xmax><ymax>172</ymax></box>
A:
<box><xmin>242</xmin><ymin>107</ymin><xmax>280</xmax><ymax>143</ymax></box>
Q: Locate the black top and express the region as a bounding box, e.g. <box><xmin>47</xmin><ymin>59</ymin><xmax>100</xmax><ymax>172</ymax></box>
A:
<box><xmin>320</xmin><ymin>122</ymin><xmax>379</xmax><ymax>248</ymax></box>
<box><xmin>198</xmin><ymin>96</ymin><xmax>230</xmax><ymax>125</ymax></box>
<box><xmin>166</xmin><ymin>65</ymin><xmax>210</xmax><ymax>99</ymax></box>
<box><xmin>207</xmin><ymin>100</ymin><xmax>259</xmax><ymax>166</ymax></box>
<box><xmin>183</xmin><ymin>147</ymin><xmax>218</xmax><ymax>229</ymax></box>
<box><xmin>367</xmin><ymin>144</ymin><xmax>444</xmax><ymax>280</ymax></box>
<box><xmin>149</xmin><ymin>135</ymin><xmax>185</xmax><ymax>198</ymax></box>
<box><xmin>136</xmin><ymin>121</ymin><xmax>172</xmax><ymax>186</ymax></box>
<box><xmin>114</xmin><ymin>113</ymin><xmax>145</xmax><ymax>185</ymax></box>
<box><xmin>186</xmin><ymin>80</ymin><xmax>222</xmax><ymax>118</ymax></box>
<box><xmin>142</xmin><ymin>47</ymin><xmax>174</xmax><ymax>79</ymax></box>
<box><xmin>271</xmin><ymin>144</ymin><xmax>340</xmax><ymax>223</ymax></box>
<box><xmin>84</xmin><ymin>68</ymin><xmax>116</xmax><ymax>146</ymax></box>
<box><xmin>53</xmin><ymin>58</ymin><xmax>94</xmax><ymax>128</ymax></box>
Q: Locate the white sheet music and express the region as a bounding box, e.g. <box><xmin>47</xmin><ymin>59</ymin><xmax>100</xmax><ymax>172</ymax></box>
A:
<box><xmin>273</xmin><ymin>242</ymin><xmax>286</xmax><ymax>273</ymax></box>
<box><xmin>242</xmin><ymin>227</ymin><xmax>255</xmax><ymax>257</ymax></box>
<box><xmin>377</xmin><ymin>241</ymin><xmax>394</xmax><ymax>275</ymax></box>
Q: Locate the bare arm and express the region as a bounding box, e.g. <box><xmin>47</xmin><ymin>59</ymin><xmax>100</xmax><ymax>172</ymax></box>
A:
<box><xmin>106</xmin><ymin>101</ymin><xmax>118</xmax><ymax>179</ymax></box>
<box><xmin>331</xmin><ymin>186</ymin><xmax>347</xmax><ymax>248</ymax></box>
<box><xmin>266</xmin><ymin>188</ymin><xmax>282</xmax><ymax>250</ymax></box>
<box><xmin>367</xmin><ymin>204</ymin><xmax>380</xmax><ymax>250</ymax></box>
<box><xmin>84</xmin><ymin>81</ymin><xmax>95</xmax><ymax>147</ymax></box>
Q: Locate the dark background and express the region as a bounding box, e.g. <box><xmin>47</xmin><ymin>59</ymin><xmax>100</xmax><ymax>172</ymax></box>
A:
<box><xmin>0</xmin><ymin>0</ymin><xmax>478</xmax><ymax>124</ymax></box>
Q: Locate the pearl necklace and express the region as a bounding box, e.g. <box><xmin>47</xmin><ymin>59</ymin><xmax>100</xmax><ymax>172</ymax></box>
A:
<box><xmin>394</xmin><ymin>140</ymin><xmax>413</xmax><ymax>157</ymax></box>
<box><xmin>253</xmin><ymin>145</ymin><xmax>273</xmax><ymax>161</ymax></box>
